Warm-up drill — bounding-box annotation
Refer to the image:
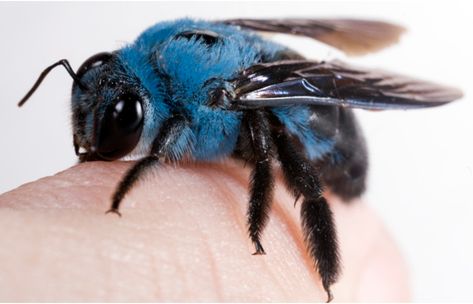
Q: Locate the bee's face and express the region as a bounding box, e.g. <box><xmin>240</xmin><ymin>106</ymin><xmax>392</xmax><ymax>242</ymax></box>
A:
<box><xmin>71</xmin><ymin>53</ymin><xmax>145</xmax><ymax>161</ymax></box>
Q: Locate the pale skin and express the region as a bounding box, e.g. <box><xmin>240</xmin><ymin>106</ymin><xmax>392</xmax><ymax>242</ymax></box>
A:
<box><xmin>0</xmin><ymin>160</ymin><xmax>410</xmax><ymax>301</ymax></box>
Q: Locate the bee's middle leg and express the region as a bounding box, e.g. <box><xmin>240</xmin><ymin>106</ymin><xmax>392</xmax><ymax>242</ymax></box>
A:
<box><xmin>244</xmin><ymin>110</ymin><xmax>274</xmax><ymax>255</ymax></box>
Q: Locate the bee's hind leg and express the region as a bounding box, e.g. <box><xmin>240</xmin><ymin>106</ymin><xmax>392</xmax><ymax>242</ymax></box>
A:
<box><xmin>243</xmin><ymin>110</ymin><xmax>275</xmax><ymax>255</ymax></box>
<box><xmin>272</xmin><ymin>128</ymin><xmax>340</xmax><ymax>303</ymax></box>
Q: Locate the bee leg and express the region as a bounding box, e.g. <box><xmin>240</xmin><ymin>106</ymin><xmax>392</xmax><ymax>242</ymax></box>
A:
<box><xmin>106</xmin><ymin>115</ymin><xmax>188</xmax><ymax>215</ymax></box>
<box><xmin>106</xmin><ymin>156</ymin><xmax>160</xmax><ymax>215</ymax></box>
<box><xmin>272</xmin><ymin>129</ymin><xmax>340</xmax><ymax>303</ymax></box>
<box><xmin>245</xmin><ymin>110</ymin><xmax>274</xmax><ymax>255</ymax></box>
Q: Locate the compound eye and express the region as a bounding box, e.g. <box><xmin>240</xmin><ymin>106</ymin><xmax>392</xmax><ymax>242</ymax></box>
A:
<box><xmin>175</xmin><ymin>30</ymin><xmax>221</xmax><ymax>46</ymax></box>
<box><xmin>76</xmin><ymin>52</ymin><xmax>114</xmax><ymax>79</ymax></box>
<box><xmin>96</xmin><ymin>93</ymin><xmax>144</xmax><ymax>160</ymax></box>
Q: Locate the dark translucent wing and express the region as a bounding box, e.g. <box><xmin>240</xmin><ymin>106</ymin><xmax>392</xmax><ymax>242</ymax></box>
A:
<box><xmin>233</xmin><ymin>60</ymin><xmax>463</xmax><ymax>110</ymax></box>
<box><xmin>223</xmin><ymin>18</ymin><xmax>405</xmax><ymax>56</ymax></box>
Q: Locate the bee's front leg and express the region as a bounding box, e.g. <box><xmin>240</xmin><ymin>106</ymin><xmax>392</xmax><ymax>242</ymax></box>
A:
<box><xmin>106</xmin><ymin>115</ymin><xmax>190</xmax><ymax>215</ymax></box>
<box><xmin>272</xmin><ymin>128</ymin><xmax>340</xmax><ymax>303</ymax></box>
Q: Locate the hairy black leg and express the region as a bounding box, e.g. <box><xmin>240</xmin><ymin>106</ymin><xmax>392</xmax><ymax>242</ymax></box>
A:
<box><xmin>106</xmin><ymin>115</ymin><xmax>188</xmax><ymax>215</ymax></box>
<box><xmin>245</xmin><ymin>110</ymin><xmax>274</xmax><ymax>255</ymax></box>
<box><xmin>272</xmin><ymin>129</ymin><xmax>340</xmax><ymax>302</ymax></box>
<box><xmin>106</xmin><ymin>156</ymin><xmax>159</xmax><ymax>216</ymax></box>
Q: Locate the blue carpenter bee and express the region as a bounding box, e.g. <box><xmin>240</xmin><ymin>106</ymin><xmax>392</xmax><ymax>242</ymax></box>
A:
<box><xmin>17</xmin><ymin>18</ymin><xmax>462</xmax><ymax>302</ymax></box>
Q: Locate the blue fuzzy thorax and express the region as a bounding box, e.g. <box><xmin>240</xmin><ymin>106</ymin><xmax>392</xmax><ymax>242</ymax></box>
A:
<box><xmin>116</xmin><ymin>18</ymin><xmax>289</xmax><ymax>160</ymax></box>
<box><xmin>72</xmin><ymin>18</ymin><xmax>333</xmax><ymax>161</ymax></box>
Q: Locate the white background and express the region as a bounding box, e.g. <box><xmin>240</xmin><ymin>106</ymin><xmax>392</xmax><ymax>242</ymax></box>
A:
<box><xmin>0</xmin><ymin>1</ymin><xmax>472</xmax><ymax>301</ymax></box>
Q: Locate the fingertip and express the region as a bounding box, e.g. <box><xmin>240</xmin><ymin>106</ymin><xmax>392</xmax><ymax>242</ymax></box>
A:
<box><xmin>355</xmin><ymin>223</ymin><xmax>411</xmax><ymax>301</ymax></box>
<box><xmin>0</xmin><ymin>160</ymin><xmax>410</xmax><ymax>302</ymax></box>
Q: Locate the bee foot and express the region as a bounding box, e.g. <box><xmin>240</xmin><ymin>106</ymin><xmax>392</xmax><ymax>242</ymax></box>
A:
<box><xmin>105</xmin><ymin>208</ymin><xmax>122</xmax><ymax>217</ymax></box>
<box><xmin>252</xmin><ymin>241</ymin><xmax>266</xmax><ymax>255</ymax></box>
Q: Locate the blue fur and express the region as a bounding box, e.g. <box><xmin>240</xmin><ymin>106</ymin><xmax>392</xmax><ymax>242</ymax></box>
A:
<box><xmin>72</xmin><ymin>18</ymin><xmax>333</xmax><ymax>161</ymax></box>
<box><xmin>272</xmin><ymin>106</ymin><xmax>334</xmax><ymax>160</ymax></box>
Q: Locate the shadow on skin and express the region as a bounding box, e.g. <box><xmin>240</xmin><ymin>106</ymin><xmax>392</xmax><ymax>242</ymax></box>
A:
<box><xmin>0</xmin><ymin>160</ymin><xmax>410</xmax><ymax>301</ymax></box>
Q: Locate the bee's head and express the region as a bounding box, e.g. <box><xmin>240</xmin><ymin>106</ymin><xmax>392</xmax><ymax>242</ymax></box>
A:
<box><xmin>71</xmin><ymin>52</ymin><xmax>146</xmax><ymax>161</ymax></box>
<box><xmin>18</xmin><ymin>53</ymin><xmax>146</xmax><ymax>162</ymax></box>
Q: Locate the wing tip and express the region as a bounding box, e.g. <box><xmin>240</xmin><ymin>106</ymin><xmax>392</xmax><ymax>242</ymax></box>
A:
<box><xmin>437</xmin><ymin>86</ymin><xmax>464</xmax><ymax>104</ymax></box>
<box><xmin>331</xmin><ymin>19</ymin><xmax>407</xmax><ymax>56</ymax></box>
<box><xmin>222</xmin><ymin>18</ymin><xmax>408</xmax><ymax>55</ymax></box>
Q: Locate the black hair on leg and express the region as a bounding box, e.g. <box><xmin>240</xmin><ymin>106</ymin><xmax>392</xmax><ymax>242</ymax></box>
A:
<box><xmin>272</xmin><ymin>128</ymin><xmax>340</xmax><ymax>303</ymax></box>
<box><xmin>245</xmin><ymin>110</ymin><xmax>274</xmax><ymax>255</ymax></box>
<box><xmin>106</xmin><ymin>115</ymin><xmax>188</xmax><ymax>216</ymax></box>
<box><xmin>300</xmin><ymin>195</ymin><xmax>338</xmax><ymax>302</ymax></box>
<box><xmin>106</xmin><ymin>155</ymin><xmax>159</xmax><ymax>216</ymax></box>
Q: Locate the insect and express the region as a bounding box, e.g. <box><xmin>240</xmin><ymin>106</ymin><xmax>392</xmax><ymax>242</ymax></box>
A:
<box><xmin>17</xmin><ymin>18</ymin><xmax>462</xmax><ymax>302</ymax></box>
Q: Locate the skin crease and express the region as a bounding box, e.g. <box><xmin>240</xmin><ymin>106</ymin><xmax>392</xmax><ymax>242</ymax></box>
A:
<box><xmin>0</xmin><ymin>160</ymin><xmax>409</xmax><ymax>302</ymax></box>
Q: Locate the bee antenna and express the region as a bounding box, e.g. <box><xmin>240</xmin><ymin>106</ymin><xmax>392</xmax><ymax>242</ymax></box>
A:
<box><xmin>17</xmin><ymin>59</ymin><xmax>87</xmax><ymax>107</ymax></box>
